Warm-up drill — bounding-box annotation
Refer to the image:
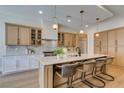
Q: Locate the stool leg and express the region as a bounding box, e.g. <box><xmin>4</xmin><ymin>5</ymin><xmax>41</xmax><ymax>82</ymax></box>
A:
<box><xmin>80</xmin><ymin>67</ymin><xmax>105</xmax><ymax>88</ymax></box>
<box><xmin>91</xmin><ymin>66</ymin><xmax>106</xmax><ymax>88</ymax></box>
<box><xmin>81</xmin><ymin>72</ymin><xmax>93</xmax><ymax>88</ymax></box>
<box><xmin>95</xmin><ymin>65</ymin><xmax>114</xmax><ymax>81</ymax></box>
<box><xmin>67</xmin><ymin>77</ymin><xmax>73</xmax><ymax>88</ymax></box>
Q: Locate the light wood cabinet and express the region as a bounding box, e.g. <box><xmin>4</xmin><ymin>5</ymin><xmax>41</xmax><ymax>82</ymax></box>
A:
<box><xmin>64</xmin><ymin>33</ymin><xmax>71</xmax><ymax>47</ymax></box>
<box><xmin>77</xmin><ymin>34</ymin><xmax>87</xmax><ymax>41</ymax></box>
<box><xmin>108</xmin><ymin>30</ymin><xmax>117</xmax><ymax>65</ymax></box>
<box><xmin>58</xmin><ymin>32</ymin><xmax>87</xmax><ymax>48</ymax></box>
<box><xmin>57</xmin><ymin>32</ymin><xmax>76</xmax><ymax>47</ymax></box>
<box><xmin>116</xmin><ymin>28</ymin><xmax>124</xmax><ymax>66</ymax></box>
<box><xmin>72</xmin><ymin>34</ymin><xmax>76</xmax><ymax>47</ymax></box>
<box><xmin>94</xmin><ymin>31</ymin><xmax>108</xmax><ymax>54</ymax></box>
<box><xmin>94</xmin><ymin>33</ymin><xmax>101</xmax><ymax>54</ymax></box>
<box><xmin>95</xmin><ymin>27</ymin><xmax>124</xmax><ymax>66</ymax></box>
<box><xmin>6</xmin><ymin>24</ymin><xmax>19</xmax><ymax>45</ymax></box>
<box><xmin>6</xmin><ymin>23</ymin><xmax>42</xmax><ymax>46</ymax></box>
<box><xmin>31</xmin><ymin>28</ymin><xmax>42</xmax><ymax>45</ymax></box>
<box><xmin>108</xmin><ymin>28</ymin><xmax>124</xmax><ymax>66</ymax></box>
<box><xmin>100</xmin><ymin>32</ymin><xmax>108</xmax><ymax>54</ymax></box>
<box><xmin>19</xmin><ymin>26</ymin><xmax>31</xmax><ymax>45</ymax></box>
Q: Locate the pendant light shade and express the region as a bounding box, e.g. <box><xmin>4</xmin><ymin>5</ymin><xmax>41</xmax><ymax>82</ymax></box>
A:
<box><xmin>80</xmin><ymin>10</ymin><xmax>84</xmax><ymax>34</ymax></box>
<box><xmin>80</xmin><ymin>30</ymin><xmax>84</xmax><ymax>34</ymax></box>
<box><xmin>95</xmin><ymin>18</ymin><xmax>100</xmax><ymax>37</ymax></box>
<box><xmin>52</xmin><ymin>6</ymin><xmax>58</xmax><ymax>31</ymax></box>
<box><xmin>52</xmin><ymin>23</ymin><xmax>58</xmax><ymax>30</ymax></box>
<box><xmin>95</xmin><ymin>33</ymin><xmax>100</xmax><ymax>37</ymax></box>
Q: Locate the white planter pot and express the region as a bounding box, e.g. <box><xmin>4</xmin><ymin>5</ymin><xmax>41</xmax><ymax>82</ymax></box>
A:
<box><xmin>57</xmin><ymin>55</ymin><xmax>60</xmax><ymax>60</ymax></box>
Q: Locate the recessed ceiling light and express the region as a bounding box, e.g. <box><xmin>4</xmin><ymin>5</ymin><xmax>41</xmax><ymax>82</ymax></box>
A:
<box><xmin>85</xmin><ymin>25</ymin><xmax>88</xmax><ymax>28</ymax></box>
<box><xmin>67</xmin><ymin>19</ymin><xmax>71</xmax><ymax>22</ymax></box>
<box><xmin>38</xmin><ymin>10</ymin><xmax>43</xmax><ymax>14</ymax></box>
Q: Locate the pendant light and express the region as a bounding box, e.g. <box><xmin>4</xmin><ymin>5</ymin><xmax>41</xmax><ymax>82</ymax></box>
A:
<box><xmin>95</xmin><ymin>18</ymin><xmax>100</xmax><ymax>37</ymax></box>
<box><xmin>80</xmin><ymin>10</ymin><xmax>84</xmax><ymax>34</ymax></box>
<box><xmin>66</xmin><ymin>16</ymin><xmax>72</xmax><ymax>22</ymax></box>
<box><xmin>52</xmin><ymin>5</ymin><xmax>58</xmax><ymax>31</ymax></box>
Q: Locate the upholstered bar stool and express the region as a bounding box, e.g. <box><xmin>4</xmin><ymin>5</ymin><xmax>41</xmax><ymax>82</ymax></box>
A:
<box><xmin>95</xmin><ymin>57</ymin><xmax>114</xmax><ymax>81</ymax></box>
<box><xmin>55</xmin><ymin>62</ymin><xmax>79</xmax><ymax>88</ymax></box>
<box><xmin>77</xmin><ymin>60</ymin><xmax>105</xmax><ymax>88</ymax></box>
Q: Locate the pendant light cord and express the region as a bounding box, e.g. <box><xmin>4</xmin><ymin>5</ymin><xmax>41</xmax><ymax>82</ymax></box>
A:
<box><xmin>53</xmin><ymin>5</ymin><xmax>57</xmax><ymax>23</ymax></box>
<box><xmin>96</xmin><ymin>18</ymin><xmax>100</xmax><ymax>32</ymax></box>
<box><xmin>80</xmin><ymin>10</ymin><xmax>84</xmax><ymax>27</ymax></box>
<box><xmin>54</xmin><ymin>5</ymin><xmax>56</xmax><ymax>18</ymax></box>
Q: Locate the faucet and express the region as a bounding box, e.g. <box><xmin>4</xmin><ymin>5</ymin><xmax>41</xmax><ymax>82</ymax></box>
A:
<box><xmin>76</xmin><ymin>47</ymin><xmax>81</xmax><ymax>56</ymax></box>
<box><xmin>26</xmin><ymin>48</ymin><xmax>35</xmax><ymax>55</ymax></box>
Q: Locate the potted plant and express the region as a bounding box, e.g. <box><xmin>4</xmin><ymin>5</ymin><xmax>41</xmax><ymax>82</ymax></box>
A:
<box><xmin>53</xmin><ymin>48</ymin><xmax>64</xmax><ymax>59</ymax></box>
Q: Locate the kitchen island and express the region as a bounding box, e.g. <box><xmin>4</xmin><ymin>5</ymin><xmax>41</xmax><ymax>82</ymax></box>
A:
<box><xmin>39</xmin><ymin>54</ymin><xmax>108</xmax><ymax>88</ymax></box>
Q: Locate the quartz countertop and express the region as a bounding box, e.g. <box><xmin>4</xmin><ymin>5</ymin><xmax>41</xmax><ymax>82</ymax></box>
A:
<box><xmin>40</xmin><ymin>54</ymin><xmax>108</xmax><ymax>66</ymax></box>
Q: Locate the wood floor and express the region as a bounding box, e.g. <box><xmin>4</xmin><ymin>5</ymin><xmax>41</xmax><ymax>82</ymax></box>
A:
<box><xmin>0</xmin><ymin>65</ymin><xmax>124</xmax><ymax>88</ymax></box>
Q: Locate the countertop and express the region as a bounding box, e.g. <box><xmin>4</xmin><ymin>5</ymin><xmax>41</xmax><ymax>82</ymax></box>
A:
<box><xmin>40</xmin><ymin>54</ymin><xmax>108</xmax><ymax>66</ymax></box>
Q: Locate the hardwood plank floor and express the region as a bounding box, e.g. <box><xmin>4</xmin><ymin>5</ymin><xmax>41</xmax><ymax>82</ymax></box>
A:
<box><xmin>0</xmin><ymin>65</ymin><xmax>124</xmax><ymax>88</ymax></box>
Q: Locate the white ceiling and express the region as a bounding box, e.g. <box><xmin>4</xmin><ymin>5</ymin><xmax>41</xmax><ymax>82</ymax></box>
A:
<box><xmin>0</xmin><ymin>5</ymin><xmax>122</xmax><ymax>30</ymax></box>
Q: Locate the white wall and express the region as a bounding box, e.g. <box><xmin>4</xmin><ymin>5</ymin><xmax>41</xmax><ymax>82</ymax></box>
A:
<box><xmin>87</xmin><ymin>15</ymin><xmax>124</xmax><ymax>54</ymax></box>
<box><xmin>59</xmin><ymin>25</ymin><xmax>78</xmax><ymax>34</ymax></box>
<box><xmin>42</xmin><ymin>19</ymin><xmax>58</xmax><ymax>40</ymax></box>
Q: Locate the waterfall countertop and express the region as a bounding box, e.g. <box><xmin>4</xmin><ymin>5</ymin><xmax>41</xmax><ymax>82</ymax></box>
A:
<box><xmin>39</xmin><ymin>54</ymin><xmax>108</xmax><ymax>66</ymax></box>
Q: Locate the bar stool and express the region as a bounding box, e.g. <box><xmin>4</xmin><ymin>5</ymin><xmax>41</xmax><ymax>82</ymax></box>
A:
<box><xmin>95</xmin><ymin>57</ymin><xmax>114</xmax><ymax>81</ymax></box>
<box><xmin>55</xmin><ymin>62</ymin><xmax>79</xmax><ymax>88</ymax></box>
<box><xmin>77</xmin><ymin>60</ymin><xmax>105</xmax><ymax>88</ymax></box>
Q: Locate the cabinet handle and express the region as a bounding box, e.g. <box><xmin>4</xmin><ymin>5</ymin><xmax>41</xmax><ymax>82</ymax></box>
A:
<box><xmin>115</xmin><ymin>40</ymin><xmax>118</xmax><ymax>46</ymax></box>
<box><xmin>18</xmin><ymin>38</ymin><xmax>20</xmax><ymax>44</ymax></box>
<box><xmin>99</xmin><ymin>41</ymin><xmax>102</xmax><ymax>52</ymax></box>
<box><xmin>115</xmin><ymin>47</ymin><xmax>118</xmax><ymax>52</ymax></box>
<box><xmin>100</xmin><ymin>46</ymin><xmax>102</xmax><ymax>52</ymax></box>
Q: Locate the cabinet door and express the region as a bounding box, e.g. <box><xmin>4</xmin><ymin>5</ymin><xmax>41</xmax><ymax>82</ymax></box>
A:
<box><xmin>94</xmin><ymin>32</ymin><xmax>108</xmax><ymax>54</ymax></box>
<box><xmin>16</xmin><ymin>56</ymin><xmax>29</xmax><ymax>71</ymax></box>
<box><xmin>2</xmin><ymin>56</ymin><xmax>16</xmax><ymax>74</ymax></box>
<box><xmin>72</xmin><ymin>34</ymin><xmax>76</xmax><ymax>47</ymax></box>
<box><xmin>6</xmin><ymin>24</ymin><xmax>18</xmax><ymax>45</ymax></box>
<box><xmin>108</xmin><ymin>30</ymin><xmax>117</xmax><ymax>65</ymax></box>
<box><xmin>116</xmin><ymin>28</ymin><xmax>124</xmax><ymax>66</ymax></box>
<box><xmin>19</xmin><ymin>26</ymin><xmax>31</xmax><ymax>45</ymax></box>
<box><xmin>69</xmin><ymin>34</ymin><xmax>73</xmax><ymax>47</ymax></box>
<box><xmin>64</xmin><ymin>33</ymin><xmax>70</xmax><ymax>47</ymax></box>
<box><xmin>94</xmin><ymin>33</ymin><xmax>101</xmax><ymax>54</ymax></box>
<box><xmin>29</xmin><ymin>55</ymin><xmax>39</xmax><ymax>69</ymax></box>
<box><xmin>100</xmin><ymin>32</ymin><xmax>108</xmax><ymax>54</ymax></box>
<box><xmin>36</xmin><ymin>29</ymin><xmax>42</xmax><ymax>45</ymax></box>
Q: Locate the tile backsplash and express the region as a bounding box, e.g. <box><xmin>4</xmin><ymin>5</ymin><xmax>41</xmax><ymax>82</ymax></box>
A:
<box><xmin>6</xmin><ymin>40</ymin><xmax>57</xmax><ymax>56</ymax></box>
